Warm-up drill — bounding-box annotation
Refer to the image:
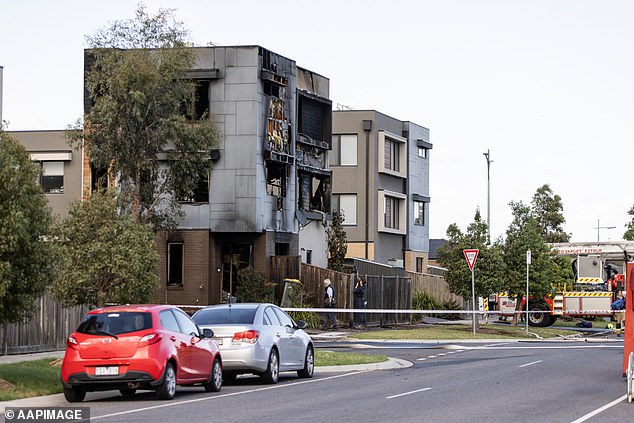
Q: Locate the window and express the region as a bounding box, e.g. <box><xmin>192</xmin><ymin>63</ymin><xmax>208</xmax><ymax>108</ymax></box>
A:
<box><xmin>264</xmin><ymin>307</ymin><xmax>281</xmax><ymax>326</ymax></box>
<box><xmin>416</xmin><ymin>257</ymin><xmax>424</xmax><ymax>273</ymax></box>
<box><xmin>378</xmin><ymin>131</ymin><xmax>406</xmax><ymax>177</ymax></box>
<box><xmin>160</xmin><ymin>310</ymin><xmax>180</xmax><ymax>333</ymax></box>
<box><xmin>167</xmin><ymin>243</ymin><xmax>184</xmax><ymax>286</ymax></box>
<box><xmin>330</xmin><ymin>134</ymin><xmax>358</xmax><ymax>166</ymax></box>
<box><xmin>41</xmin><ymin>161</ymin><xmax>64</xmax><ymax>193</ymax></box>
<box><xmin>384</xmin><ymin>139</ymin><xmax>399</xmax><ymax>172</ymax></box>
<box><xmin>378</xmin><ymin>190</ymin><xmax>406</xmax><ymax>234</ymax></box>
<box><xmin>332</xmin><ymin>194</ymin><xmax>357</xmax><ymax>225</ymax></box>
<box><xmin>272</xmin><ymin>306</ymin><xmax>294</xmax><ymax>328</ymax></box>
<box><xmin>414</xmin><ymin>201</ymin><xmax>425</xmax><ymax>225</ymax></box>
<box><xmin>384</xmin><ymin>196</ymin><xmax>399</xmax><ymax>229</ymax></box>
<box><xmin>173</xmin><ymin>308</ymin><xmax>199</xmax><ymax>336</ymax></box>
<box><xmin>417</xmin><ymin>147</ymin><xmax>428</xmax><ymax>159</ymax></box>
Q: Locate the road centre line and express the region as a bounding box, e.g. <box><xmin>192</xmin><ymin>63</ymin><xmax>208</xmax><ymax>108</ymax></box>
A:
<box><xmin>386</xmin><ymin>387</ymin><xmax>432</xmax><ymax>399</ymax></box>
<box><xmin>518</xmin><ymin>360</ymin><xmax>542</xmax><ymax>368</ymax></box>
<box><xmin>90</xmin><ymin>371</ymin><xmax>370</xmax><ymax>421</ymax></box>
<box><xmin>570</xmin><ymin>394</ymin><xmax>627</xmax><ymax>423</ymax></box>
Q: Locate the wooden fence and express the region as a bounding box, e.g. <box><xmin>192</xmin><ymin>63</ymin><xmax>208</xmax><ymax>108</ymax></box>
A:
<box><xmin>408</xmin><ymin>271</ymin><xmax>466</xmax><ymax>308</ymax></box>
<box><xmin>0</xmin><ymin>293</ymin><xmax>88</xmax><ymax>355</ymax></box>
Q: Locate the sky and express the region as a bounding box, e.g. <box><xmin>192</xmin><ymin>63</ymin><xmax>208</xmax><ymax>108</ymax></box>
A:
<box><xmin>2</xmin><ymin>0</ymin><xmax>633</xmax><ymax>243</ymax></box>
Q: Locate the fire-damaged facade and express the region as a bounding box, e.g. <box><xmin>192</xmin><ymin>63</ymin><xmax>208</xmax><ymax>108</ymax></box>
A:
<box><xmin>82</xmin><ymin>46</ymin><xmax>332</xmax><ymax>305</ymax></box>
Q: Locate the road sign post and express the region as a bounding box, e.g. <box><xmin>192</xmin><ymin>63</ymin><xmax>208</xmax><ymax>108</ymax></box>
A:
<box><xmin>463</xmin><ymin>249</ymin><xmax>479</xmax><ymax>335</ymax></box>
<box><xmin>526</xmin><ymin>250</ymin><xmax>531</xmax><ymax>334</ymax></box>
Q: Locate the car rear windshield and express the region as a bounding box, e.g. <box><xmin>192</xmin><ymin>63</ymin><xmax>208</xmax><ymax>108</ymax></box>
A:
<box><xmin>193</xmin><ymin>308</ymin><xmax>257</xmax><ymax>325</ymax></box>
<box><xmin>77</xmin><ymin>312</ymin><xmax>153</xmax><ymax>336</ymax></box>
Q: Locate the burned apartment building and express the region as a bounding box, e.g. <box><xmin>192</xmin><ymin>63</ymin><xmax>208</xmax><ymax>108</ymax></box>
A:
<box><xmin>82</xmin><ymin>46</ymin><xmax>332</xmax><ymax>305</ymax></box>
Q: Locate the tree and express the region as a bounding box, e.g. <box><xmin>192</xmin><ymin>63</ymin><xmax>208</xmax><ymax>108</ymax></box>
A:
<box><xmin>52</xmin><ymin>191</ymin><xmax>159</xmax><ymax>308</ymax></box>
<box><xmin>531</xmin><ymin>184</ymin><xmax>570</xmax><ymax>243</ymax></box>
<box><xmin>624</xmin><ymin>205</ymin><xmax>634</xmax><ymax>241</ymax></box>
<box><xmin>438</xmin><ymin>209</ymin><xmax>506</xmax><ymax>301</ymax></box>
<box><xmin>504</xmin><ymin>201</ymin><xmax>555</xmax><ymax>324</ymax></box>
<box><xmin>327</xmin><ymin>210</ymin><xmax>347</xmax><ymax>271</ymax></box>
<box><xmin>67</xmin><ymin>5</ymin><xmax>219</xmax><ymax>229</ymax></box>
<box><xmin>0</xmin><ymin>131</ymin><xmax>56</xmax><ymax>324</ymax></box>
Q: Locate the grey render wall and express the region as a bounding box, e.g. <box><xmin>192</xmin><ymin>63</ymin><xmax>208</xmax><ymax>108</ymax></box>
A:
<box><xmin>405</xmin><ymin>121</ymin><xmax>430</xmax><ymax>253</ymax></box>
<box><xmin>332</xmin><ymin>110</ymin><xmax>431</xmax><ymax>266</ymax></box>
<box><xmin>179</xmin><ymin>46</ymin><xmax>299</xmax><ymax>234</ymax></box>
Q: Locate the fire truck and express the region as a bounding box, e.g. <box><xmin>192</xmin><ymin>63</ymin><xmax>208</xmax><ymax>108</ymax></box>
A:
<box><xmin>491</xmin><ymin>241</ymin><xmax>634</xmax><ymax>327</ymax></box>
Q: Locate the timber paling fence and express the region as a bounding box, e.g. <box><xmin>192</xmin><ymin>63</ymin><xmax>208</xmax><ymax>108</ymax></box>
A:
<box><xmin>0</xmin><ymin>293</ymin><xmax>88</xmax><ymax>355</ymax></box>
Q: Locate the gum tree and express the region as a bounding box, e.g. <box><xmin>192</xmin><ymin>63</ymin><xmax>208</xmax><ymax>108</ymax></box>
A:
<box><xmin>67</xmin><ymin>5</ymin><xmax>219</xmax><ymax>229</ymax></box>
<box><xmin>0</xmin><ymin>131</ymin><xmax>55</xmax><ymax>324</ymax></box>
<box><xmin>52</xmin><ymin>191</ymin><xmax>159</xmax><ymax>308</ymax></box>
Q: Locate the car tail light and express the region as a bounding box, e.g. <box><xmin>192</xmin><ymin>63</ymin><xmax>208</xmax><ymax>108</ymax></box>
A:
<box><xmin>67</xmin><ymin>335</ymin><xmax>79</xmax><ymax>349</ymax></box>
<box><xmin>232</xmin><ymin>330</ymin><xmax>259</xmax><ymax>344</ymax></box>
<box><xmin>138</xmin><ymin>333</ymin><xmax>162</xmax><ymax>347</ymax></box>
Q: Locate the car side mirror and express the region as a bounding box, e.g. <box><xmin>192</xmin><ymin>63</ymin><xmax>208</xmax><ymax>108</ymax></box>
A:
<box><xmin>296</xmin><ymin>321</ymin><xmax>307</xmax><ymax>330</ymax></box>
<box><xmin>202</xmin><ymin>328</ymin><xmax>214</xmax><ymax>338</ymax></box>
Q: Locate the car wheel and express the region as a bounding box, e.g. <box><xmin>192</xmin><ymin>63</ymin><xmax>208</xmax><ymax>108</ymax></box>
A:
<box><xmin>204</xmin><ymin>357</ymin><xmax>222</xmax><ymax>392</ymax></box>
<box><xmin>63</xmin><ymin>387</ymin><xmax>86</xmax><ymax>403</ymax></box>
<box><xmin>156</xmin><ymin>362</ymin><xmax>177</xmax><ymax>400</ymax></box>
<box><xmin>261</xmin><ymin>349</ymin><xmax>279</xmax><ymax>384</ymax></box>
<box><xmin>119</xmin><ymin>388</ymin><xmax>136</xmax><ymax>398</ymax></box>
<box><xmin>297</xmin><ymin>345</ymin><xmax>314</xmax><ymax>378</ymax></box>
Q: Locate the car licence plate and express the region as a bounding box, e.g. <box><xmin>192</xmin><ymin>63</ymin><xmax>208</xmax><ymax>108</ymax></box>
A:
<box><xmin>95</xmin><ymin>366</ymin><xmax>119</xmax><ymax>376</ymax></box>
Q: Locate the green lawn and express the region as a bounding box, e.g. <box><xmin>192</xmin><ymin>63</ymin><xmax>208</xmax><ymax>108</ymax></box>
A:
<box><xmin>349</xmin><ymin>323</ymin><xmax>588</xmax><ymax>340</ymax></box>
<box><xmin>0</xmin><ymin>358</ymin><xmax>62</xmax><ymax>401</ymax></box>
<box><xmin>315</xmin><ymin>350</ymin><xmax>387</xmax><ymax>366</ymax></box>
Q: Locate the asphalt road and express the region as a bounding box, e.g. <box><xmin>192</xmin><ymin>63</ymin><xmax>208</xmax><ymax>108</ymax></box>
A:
<box><xmin>2</xmin><ymin>338</ymin><xmax>632</xmax><ymax>423</ymax></box>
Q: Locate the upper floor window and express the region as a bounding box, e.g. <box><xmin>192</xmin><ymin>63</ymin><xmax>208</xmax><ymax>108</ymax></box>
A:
<box><xmin>384</xmin><ymin>196</ymin><xmax>400</xmax><ymax>229</ymax></box>
<box><xmin>414</xmin><ymin>200</ymin><xmax>425</xmax><ymax>225</ymax></box>
<box><xmin>378</xmin><ymin>131</ymin><xmax>406</xmax><ymax>178</ymax></box>
<box><xmin>41</xmin><ymin>161</ymin><xmax>64</xmax><ymax>194</ymax></box>
<box><xmin>378</xmin><ymin>190</ymin><xmax>406</xmax><ymax>234</ymax></box>
<box><xmin>330</xmin><ymin>134</ymin><xmax>358</xmax><ymax>166</ymax></box>
<box><xmin>332</xmin><ymin>194</ymin><xmax>357</xmax><ymax>226</ymax></box>
<box><xmin>417</xmin><ymin>139</ymin><xmax>432</xmax><ymax>160</ymax></box>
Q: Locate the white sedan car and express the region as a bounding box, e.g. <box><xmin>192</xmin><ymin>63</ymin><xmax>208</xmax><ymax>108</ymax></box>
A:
<box><xmin>192</xmin><ymin>303</ymin><xmax>314</xmax><ymax>384</ymax></box>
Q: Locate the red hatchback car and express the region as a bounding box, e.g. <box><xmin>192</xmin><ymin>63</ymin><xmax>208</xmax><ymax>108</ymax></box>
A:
<box><xmin>62</xmin><ymin>304</ymin><xmax>222</xmax><ymax>402</ymax></box>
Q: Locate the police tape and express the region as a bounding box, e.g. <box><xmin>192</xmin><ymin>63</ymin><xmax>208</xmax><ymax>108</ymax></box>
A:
<box><xmin>281</xmin><ymin>308</ymin><xmax>622</xmax><ymax>315</ymax></box>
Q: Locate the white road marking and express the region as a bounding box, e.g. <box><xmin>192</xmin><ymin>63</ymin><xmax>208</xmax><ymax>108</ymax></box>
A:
<box><xmin>569</xmin><ymin>394</ymin><xmax>626</xmax><ymax>423</ymax></box>
<box><xmin>456</xmin><ymin>345</ymin><xmax>622</xmax><ymax>350</ymax></box>
<box><xmin>386</xmin><ymin>387</ymin><xmax>432</xmax><ymax>399</ymax></box>
<box><xmin>90</xmin><ymin>371</ymin><xmax>370</xmax><ymax>421</ymax></box>
<box><xmin>518</xmin><ymin>360</ymin><xmax>542</xmax><ymax>368</ymax></box>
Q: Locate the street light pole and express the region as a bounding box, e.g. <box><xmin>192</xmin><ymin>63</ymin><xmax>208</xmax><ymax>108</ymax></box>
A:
<box><xmin>595</xmin><ymin>219</ymin><xmax>616</xmax><ymax>242</ymax></box>
<box><xmin>483</xmin><ymin>149</ymin><xmax>492</xmax><ymax>244</ymax></box>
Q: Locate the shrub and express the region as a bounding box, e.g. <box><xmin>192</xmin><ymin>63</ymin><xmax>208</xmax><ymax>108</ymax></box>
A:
<box><xmin>411</xmin><ymin>292</ymin><xmax>463</xmax><ymax>322</ymax></box>
<box><xmin>236</xmin><ymin>268</ymin><xmax>276</xmax><ymax>303</ymax></box>
<box><xmin>286</xmin><ymin>282</ymin><xmax>321</xmax><ymax>329</ymax></box>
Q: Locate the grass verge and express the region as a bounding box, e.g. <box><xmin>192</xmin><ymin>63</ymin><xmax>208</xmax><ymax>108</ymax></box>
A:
<box><xmin>0</xmin><ymin>358</ymin><xmax>62</xmax><ymax>401</ymax></box>
<box><xmin>315</xmin><ymin>350</ymin><xmax>387</xmax><ymax>366</ymax></box>
<box><xmin>349</xmin><ymin>324</ymin><xmax>588</xmax><ymax>340</ymax></box>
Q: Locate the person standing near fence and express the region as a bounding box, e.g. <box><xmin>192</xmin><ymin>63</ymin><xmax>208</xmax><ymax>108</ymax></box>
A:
<box><xmin>322</xmin><ymin>278</ymin><xmax>337</xmax><ymax>330</ymax></box>
<box><xmin>353</xmin><ymin>277</ymin><xmax>367</xmax><ymax>329</ymax></box>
